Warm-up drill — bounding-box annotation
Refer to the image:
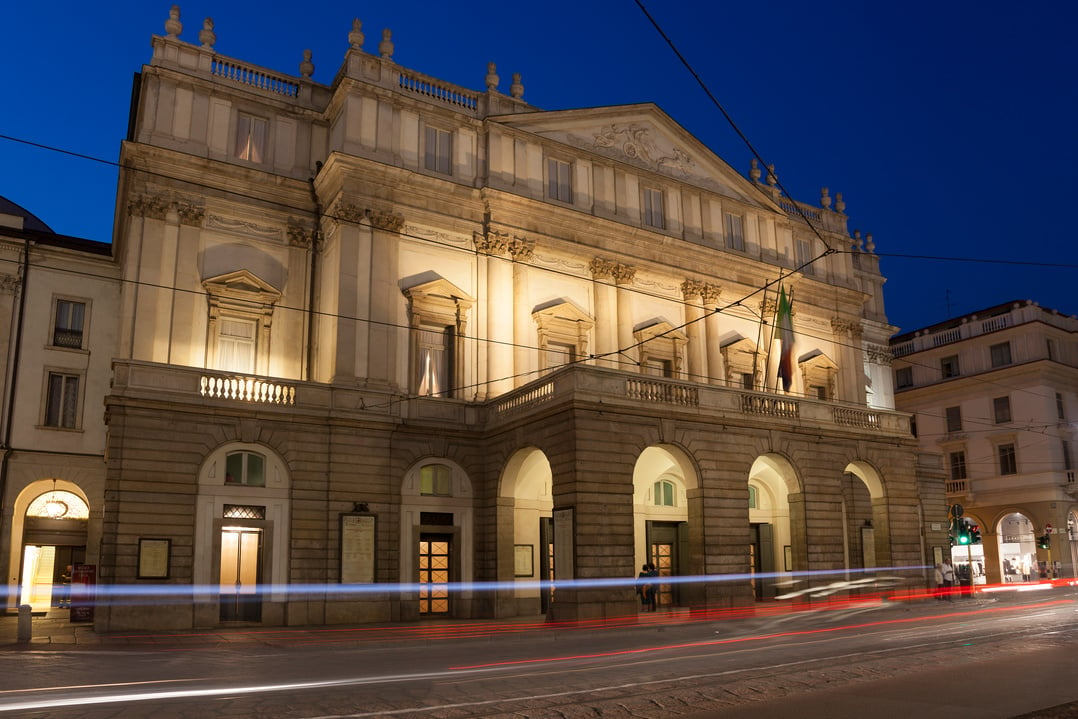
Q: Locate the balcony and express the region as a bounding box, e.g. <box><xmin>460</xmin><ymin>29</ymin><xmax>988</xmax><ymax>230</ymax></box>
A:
<box><xmin>109</xmin><ymin>360</ymin><xmax>913</xmax><ymax>440</ymax></box>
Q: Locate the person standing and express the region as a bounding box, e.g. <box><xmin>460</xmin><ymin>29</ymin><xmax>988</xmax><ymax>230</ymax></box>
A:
<box><xmin>636</xmin><ymin>564</ymin><xmax>652</xmax><ymax>611</ymax></box>
<box><xmin>646</xmin><ymin>562</ymin><xmax>659</xmax><ymax>612</ymax></box>
<box><xmin>937</xmin><ymin>558</ymin><xmax>955</xmax><ymax>600</ymax></box>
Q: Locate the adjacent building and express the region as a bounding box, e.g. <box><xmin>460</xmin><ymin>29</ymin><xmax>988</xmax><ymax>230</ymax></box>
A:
<box><xmin>2</xmin><ymin>8</ymin><xmax>944</xmax><ymax>631</ymax></box>
<box><xmin>892</xmin><ymin>300</ymin><xmax>1078</xmax><ymax>584</ymax></box>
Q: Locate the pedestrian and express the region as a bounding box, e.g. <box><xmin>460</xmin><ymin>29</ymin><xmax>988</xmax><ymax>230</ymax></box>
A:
<box><xmin>646</xmin><ymin>562</ymin><xmax>658</xmax><ymax>612</ymax></box>
<box><xmin>636</xmin><ymin>564</ymin><xmax>652</xmax><ymax>611</ymax></box>
<box><xmin>937</xmin><ymin>558</ymin><xmax>954</xmax><ymax>600</ymax></box>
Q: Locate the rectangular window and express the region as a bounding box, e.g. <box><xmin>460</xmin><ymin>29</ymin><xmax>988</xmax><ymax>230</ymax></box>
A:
<box><xmin>945</xmin><ymin>406</ymin><xmax>962</xmax><ymax>433</ymax></box>
<box><xmin>45</xmin><ymin>372</ymin><xmax>80</xmax><ymax>428</ymax></box>
<box><xmin>1063</xmin><ymin>440</ymin><xmax>1073</xmax><ymax>471</ymax></box>
<box><xmin>420</xmin><ymin>465</ymin><xmax>452</xmax><ymax>496</ymax></box>
<box><xmin>1047</xmin><ymin>338</ymin><xmax>1056</xmax><ymax>361</ymax></box>
<box><xmin>895</xmin><ymin>366</ymin><xmax>913</xmax><ymax>388</ymax></box>
<box><xmin>52</xmin><ymin>300</ymin><xmax>85</xmax><ymax>349</ymax></box>
<box><xmin>948</xmin><ymin>451</ymin><xmax>967</xmax><ymax>480</ymax></box>
<box><xmin>795</xmin><ymin>238</ymin><xmax>815</xmax><ymax>275</ymax></box>
<box><xmin>547</xmin><ymin>158</ymin><xmax>571</xmax><ymax>202</ymax></box>
<box><xmin>993</xmin><ymin>396</ymin><xmax>1012</xmax><ymax>424</ymax></box>
<box><xmin>643</xmin><ymin>358</ymin><xmax>673</xmax><ymax>378</ymax></box>
<box><xmin>235</xmin><ymin>113</ymin><xmax>267</xmax><ymax>162</ymax></box>
<box><xmin>217</xmin><ymin>318</ymin><xmax>257</xmax><ymax>374</ymax></box>
<box><xmin>424</xmin><ymin>126</ymin><xmax>452</xmax><ymax>174</ymax></box>
<box><xmin>724</xmin><ymin>213</ymin><xmax>745</xmax><ymax>251</ymax></box>
<box><xmin>225</xmin><ymin>451</ymin><xmax>265</xmax><ymax>487</ymax></box>
<box><xmin>544</xmin><ymin>341</ymin><xmax>576</xmax><ymax>372</ymax></box>
<box><xmin>940</xmin><ymin>355</ymin><xmax>960</xmax><ymax>378</ymax></box>
<box><xmin>990</xmin><ymin>342</ymin><xmax>1012</xmax><ymax>367</ymax></box>
<box><xmin>642</xmin><ymin>188</ymin><xmax>665</xmax><ymax>229</ymax></box>
<box><xmin>1057</xmin><ymin>392</ymin><xmax>1066</xmax><ymax>420</ymax></box>
<box><xmin>998</xmin><ymin>443</ymin><xmax>1017</xmax><ymax>475</ymax></box>
<box><xmin>741</xmin><ymin>372</ymin><xmax>754</xmax><ymax>389</ymax></box>
<box><xmin>417</xmin><ymin>324</ymin><xmax>453</xmax><ymax>396</ymax></box>
<box><xmin>811</xmin><ymin>385</ymin><xmax>827</xmax><ymax>400</ymax></box>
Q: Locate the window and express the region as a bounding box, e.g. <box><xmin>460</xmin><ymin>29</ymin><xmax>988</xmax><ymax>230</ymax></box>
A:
<box><xmin>417</xmin><ymin>324</ymin><xmax>454</xmax><ymax>397</ymax></box>
<box><xmin>895</xmin><ymin>367</ymin><xmax>913</xmax><ymax>388</ymax></box>
<box><xmin>653</xmin><ymin>480</ymin><xmax>675</xmax><ymax>507</ymax></box>
<box><xmin>547</xmin><ymin>158</ymin><xmax>571</xmax><ymax>202</ymax></box>
<box><xmin>810</xmin><ymin>385</ymin><xmax>828</xmax><ymax>400</ymax></box>
<box><xmin>1063</xmin><ymin>441</ymin><xmax>1073</xmax><ymax>471</ymax></box>
<box><xmin>910</xmin><ymin>415</ymin><xmax>918</xmax><ymax>438</ymax></box>
<box><xmin>948</xmin><ymin>451</ymin><xmax>967</xmax><ymax>480</ymax></box>
<box><xmin>724</xmin><ymin>213</ymin><xmax>745</xmax><ymax>251</ymax></box>
<box><xmin>533</xmin><ymin>300</ymin><xmax>593</xmax><ymax>375</ymax></box>
<box><xmin>424</xmin><ymin>126</ymin><xmax>452</xmax><ymax>174</ymax></box>
<box><xmin>235</xmin><ymin>113</ymin><xmax>267</xmax><ymax>162</ymax></box>
<box><xmin>945</xmin><ymin>406</ymin><xmax>962</xmax><ymax>433</ymax></box>
<box><xmin>993</xmin><ymin>396</ymin><xmax>1012</xmax><ymax>424</ymax></box>
<box><xmin>795</xmin><ymin>237</ymin><xmax>814</xmax><ymax>275</ymax></box>
<box><xmin>544</xmin><ymin>341</ymin><xmax>576</xmax><ymax>371</ymax></box>
<box><xmin>748</xmin><ymin>485</ymin><xmax>758</xmax><ymax>509</ymax></box>
<box><xmin>44</xmin><ymin>372</ymin><xmax>80</xmax><ymax>428</ymax></box>
<box><xmin>940</xmin><ymin>355</ymin><xmax>960</xmax><ymax>378</ymax></box>
<box><xmin>52</xmin><ymin>299</ymin><xmax>85</xmax><ymax>349</ymax></box>
<box><xmin>998</xmin><ymin>443</ymin><xmax>1017</xmax><ymax>475</ymax></box>
<box><xmin>990</xmin><ymin>342</ymin><xmax>1012</xmax><ymax>367</ymax></box>
<box><xmin>216</xmin><ymin>317</ymin><xmax>257</xmax><ymax>374</ymax></box>
<box><xmin>643</xmin><ymin>358</ymin><xmax>673</xmax><ymax>378</ymax></box>
<box><xmin>204</xmin><ymin>270</ymin><xmax>282</xmax><ymax>377</ymax></box>
<box><xmin>1057</xmin><ymin>392</ymin><xmax>1066</xmax><ymax>420</ymax></box>
<box><xmin>642</xmin><ymin>188</ymin><xmax>665</xmax><ymax>229</ymax></box>
<box><xmin>420</xmin><ymin>464</ymin><xmax>452</xmax><ymax>496</ymax></box>
<box><xmin>225</xmin><ymin>451</ymin><xmax>265</xmax><ymax>487</ymax></box>
<box><xmin>741</xmin><ymin>372</ymin><xmax>754</xmax><ymax>389</ymax></box>
<box><xmin>403</xmin><ymin>278</ymin><xmax>472</xmax><ymax>399</ymax></box>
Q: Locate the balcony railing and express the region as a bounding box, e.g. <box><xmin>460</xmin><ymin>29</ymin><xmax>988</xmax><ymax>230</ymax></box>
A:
<box><xmin>945</xmin><ymin>478</ymin><xmax>968</xmax><ymax>495</ymax></box>
<box><xmin>626</xmin><ymin>378</ymin><xmax>699</xmax><ymax>406</ymax></box>
<box><xmin>200</xmin><ymin>374</ymin><xmax>296</xmax><ymax>405</ymax></box>
<box><xmin>211</xmin><ymin>58</ymin><xmax>300</xmax><ymax>97</ymax></box>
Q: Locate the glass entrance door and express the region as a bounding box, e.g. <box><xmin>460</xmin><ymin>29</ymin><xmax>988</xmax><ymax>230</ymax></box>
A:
<box><xmin>219</xmin><ymin>527</ymin><xmax>262</xmax><ymax>622</ymax></box>
<box><xmin>418</xmin><ymin>534</ymin><xmax>451</xmax><ymax>615</ymax></box>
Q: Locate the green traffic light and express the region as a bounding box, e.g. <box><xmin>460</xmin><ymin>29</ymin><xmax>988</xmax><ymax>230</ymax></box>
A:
<box><xmin>958</xmin><ymin>535</ymin><xmax>970</xmax><ymax>545</ymax></box>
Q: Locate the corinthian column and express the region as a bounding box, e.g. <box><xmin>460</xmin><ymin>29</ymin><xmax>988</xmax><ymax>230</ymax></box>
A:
<box><xmin>589</xmin><ymin>258</ymin><xmax>619</xmax><ymax>369</ymax></box>
<box><xmin>475</xmin><ymin>230</ymin><xmax>512</xmax><ymax>397</ymax></box>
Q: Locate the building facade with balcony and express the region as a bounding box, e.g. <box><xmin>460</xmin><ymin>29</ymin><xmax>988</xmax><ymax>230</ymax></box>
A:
<box><xmin>891</xmin><ymin>300</ymin><xmax>1078</xmax><ymax>584</ymax></box>
<box><xmin>2</xmin><ymin>9</ymin><xmax>945</xmax><ymax>631</ymax></box>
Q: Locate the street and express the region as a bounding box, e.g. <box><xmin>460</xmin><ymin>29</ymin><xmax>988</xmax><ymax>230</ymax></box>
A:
<box><xmin>2</xmin><ymin>586</ymin><xmax>1078</xmax><ymax>718</ymax></box>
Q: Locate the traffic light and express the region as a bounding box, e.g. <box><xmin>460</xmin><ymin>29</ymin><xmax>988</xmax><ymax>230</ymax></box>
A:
<box><xmin>969</xmin><ymin>523</ymin><xmax>982</xmax><ymax>544</ymax></box>
<box><xmin>952</xmin><ymin>518</ymin><xmax>971</xmax><ymax>545</ymax></box>
<box><xmin>1038</xmin><ymin>533</ymin><xmax>1051</xmax><ymax>550</ymax></box>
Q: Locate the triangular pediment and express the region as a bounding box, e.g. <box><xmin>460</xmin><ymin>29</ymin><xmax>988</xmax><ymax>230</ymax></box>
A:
<box><xmin>202</xmin><ymin>269</ymin><xmax>281</xmax><ymax>303</ymax></box>
<box><xmin>532</xmin><ymin>298</ymin><xmax>592</xmax><ymax>324</ymax></box>
<box><xmin>491</xmin><ymin>104</ymin><xmax>773</xmax><ymax>208</ymax></box>
<box><xmin>634</xmin><ymin>318</ymin><xmax>688</xmax><ymax>342</ymax></box>
<box><xmin>400</xmin><ymin>275</ymin><xmax>474</xmax><ymax>307</ymax></box>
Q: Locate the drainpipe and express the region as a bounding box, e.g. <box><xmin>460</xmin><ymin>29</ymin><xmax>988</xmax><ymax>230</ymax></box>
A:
<box><xmin>0</xmin><ymin>236</ymin><xmax>31</xmax><ymax>599</ymax></box>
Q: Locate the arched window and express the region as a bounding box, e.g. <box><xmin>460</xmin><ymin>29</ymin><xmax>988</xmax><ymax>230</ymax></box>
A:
<box><xmin>420</xmin><ymin>464</ymin><xmax>453</xmax><ymax>496</ymax></box>
<box><xmin>653</xmin><ymin>479</ymin><xmax>676</xmax><ymax>507</ymax></box>
<box><xmin>225</xmin><ymin>451</ymin><xmax>265</xmax><ymax>487</ymax></box>
<box><xmin>26</xmin><ymin>489</ymin><xmax>89</xmax><ymax>520</ymax></box>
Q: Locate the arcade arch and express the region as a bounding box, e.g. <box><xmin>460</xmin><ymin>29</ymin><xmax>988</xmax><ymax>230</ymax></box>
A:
<box><xmin>10</xmin><ymin>479</ymin><xmax>90</xmax><ymax>612</ymax></box>
<box><xmin>498</xmin><ymin>447</ymin><xmax>553</xmax><ymax>614</ymax></box>
<box><xmin>632</xmin><ymin>445</ymin><xmax>697</xmax><ymax>608</ymax></box>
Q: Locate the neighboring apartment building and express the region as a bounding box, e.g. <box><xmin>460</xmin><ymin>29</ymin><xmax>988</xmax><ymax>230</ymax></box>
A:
<box><xmin>892</xmin><ymin>300</ymin><xmax>1078</xmax><ymax>584</ymax></box>
<box><xmin>2</xmin><ymin>8</ymin><xmax>945</xmax><ymax>632</ymax></box>
<box><xmin>0</xmin><ymin>199</ymin><xmax>119</xmax><ymax>613</ymax></box>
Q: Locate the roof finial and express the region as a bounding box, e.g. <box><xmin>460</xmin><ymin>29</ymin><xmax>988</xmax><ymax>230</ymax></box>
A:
<box><xmin>485</xmin><ymin>62</ymin><xmax>499</xmax><ymax>92</ymax></box>
<box><xmin>510</xmin><ymin>73</ymin><xmax>524</xmax><ymax>99</ymax></box>
<box><xmin>300</xmin><ymin>49</ymin><xmax>314</xmax><ymax>78</ymax></box>
<box><xmin>820</xmin><ymin>187</ymin><xmax>831</xmax><ymax>209</ymax></box>
<box><xmin>199</xmin><ymin>17</ymin><xmax>216</xmax><ymax>49</ymax></box>
<box><xmin>379</xmin><ymin>29</ymin><xmax>394</xmax><ymax>60</ymax></box>
<box><xmin>349</xmin><ymin>19</ymin><xmax>365</xmax><ymax>50</ymax></box>
<box><xmin>165</xmin><ymin>6</ymin><xmax>183</xmax><ymax>38</ymax></box>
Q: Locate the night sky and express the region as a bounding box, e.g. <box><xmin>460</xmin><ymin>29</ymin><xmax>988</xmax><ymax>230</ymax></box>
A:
<box><xmin>3</xmin><ymin>1</ymin><xmax>1075</xmax><ymax>335</ymax></box>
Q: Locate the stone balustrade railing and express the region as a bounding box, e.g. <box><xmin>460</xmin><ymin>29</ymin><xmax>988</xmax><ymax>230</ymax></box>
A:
<box><xmin>200</xmin><ymin>374</ymin><xmax>296</xmax><ymax>405</ymax></box>
<box><xmin>398</xmin><ymin>70</ymin><xmax>479</xmax><ymax>112</ymax></box>
<box><xmin>211</xmin><ymin>58</ymin><xmax>300</xmax><ymax>97</ymax></box>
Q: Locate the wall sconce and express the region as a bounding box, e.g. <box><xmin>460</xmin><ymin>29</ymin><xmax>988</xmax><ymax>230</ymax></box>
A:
<box><xmin>353</xmin><ymin>502</ymin><xmax>369</xmax><ymax>513</ymax></box>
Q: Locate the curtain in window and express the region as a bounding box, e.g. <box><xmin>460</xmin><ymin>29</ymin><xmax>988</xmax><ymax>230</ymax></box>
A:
<box><xmin>218</xmin><ymin>318</ymin><xmax>256</xmax><ymax>373</ymax></box>
<box><xmin>46</xmin><ymin>373</ymin><xmax>79</xmax><ymax>428</ymax></box>
<box><xmin>417</xmin><ymin>327</ymin><xmax>448</xmax><ymax>396</ymax></box>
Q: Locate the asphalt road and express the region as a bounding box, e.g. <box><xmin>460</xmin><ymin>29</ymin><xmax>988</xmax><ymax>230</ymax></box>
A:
<box><xmin>3</xmin><ymin>587</ymin><xmax>1078</xmax><ymax>718</ymax></box>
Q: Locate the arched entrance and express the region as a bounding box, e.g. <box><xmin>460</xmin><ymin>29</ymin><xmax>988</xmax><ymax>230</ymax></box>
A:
<box><xmin>14</xmin><ymin>481</ymin><xmax>89</xmax><ymax>612</ymax></box>
<box><xmin>997</xmin><ymin>512</ymin><xmax>1037</xmax><ymax>583</ymax></box>
<box><xmin>499</xmin><ymin>447</ymin><xmax>553</xmax><ymax>615</ymax></box>
<box><xmin>633</xmin><ymin>445</ymin><xmax>697</xmax><ymax>610</ymax></box>
<box><xmin>748</xmin><ymin>454</ymin><xmax>797</xmax><ymax>599</ymax></box>
<box><xmin>842</xmin><ymin>461</ymin><xmax>890</xmax><ymax>573</ymax></box>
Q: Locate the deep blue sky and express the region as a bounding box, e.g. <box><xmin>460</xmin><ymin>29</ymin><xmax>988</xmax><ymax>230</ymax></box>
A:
<box><xmin>3</xmin><ymin>1</ymin><xmax>1075</xmax><ymax>334</ymax></box>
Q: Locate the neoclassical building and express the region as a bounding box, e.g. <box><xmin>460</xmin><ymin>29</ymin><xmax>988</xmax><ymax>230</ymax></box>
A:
<box><xmin>892</xmin><ymin>301</ymin><xmax>1078</xmax><ymax>584</ymax></box>
<box><xmin>3</xmin><ymin>9</ymin><xmax>946</xmax><ymax>631</ymax></box>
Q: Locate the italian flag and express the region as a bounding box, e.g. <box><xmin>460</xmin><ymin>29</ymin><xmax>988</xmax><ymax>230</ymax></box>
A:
<box><xmin>776</xmin><ymin>286</ymin><xmax>795</xmax><ymax>392</ymax></box>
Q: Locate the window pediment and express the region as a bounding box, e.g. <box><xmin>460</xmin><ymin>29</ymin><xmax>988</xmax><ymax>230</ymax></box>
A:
<box><xmin>402</xmin><ymin>276</ymin><xmax>474</xmax><ymax>316</ymax></box>
<box><xmin>203</xmin><ymin>270</ymin><xmax>282</xmax><ymax>307</ymax></box>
